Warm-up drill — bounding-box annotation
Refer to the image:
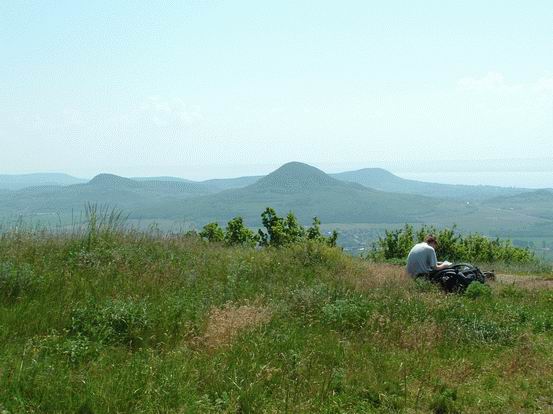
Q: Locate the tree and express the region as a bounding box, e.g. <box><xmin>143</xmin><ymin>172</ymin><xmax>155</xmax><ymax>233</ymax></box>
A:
<box><xmin>259</xmin><ymin>207</ymin><xmax>287</xmax><ymax>247</ymax></box>
<box><xmin>258</xmin><ymin>208</ymin><xmax>307</xmax><ymax>247</ymax></box>
<box><xmin>199</xmin><ymin>222</ymin><xmax>224</xmax><ymax>243</ymax></box>
<box><xmin>224</xmin><ymin>217</ymin><xmax>258</xmax><ymax>247</ymax></box>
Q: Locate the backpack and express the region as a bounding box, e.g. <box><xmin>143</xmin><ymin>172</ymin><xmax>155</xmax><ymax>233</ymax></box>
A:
<box><xmin>427</xmin><ymin>263</ymin><xmax>486</xmax><ymax>293</ymax></box>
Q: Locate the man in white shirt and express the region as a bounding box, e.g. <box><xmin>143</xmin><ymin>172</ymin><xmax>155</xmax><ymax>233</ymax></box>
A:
<box><xmin>406</xmin><ymin>235</ymin><xmax>451</xmax><ymax>278</ymax></box>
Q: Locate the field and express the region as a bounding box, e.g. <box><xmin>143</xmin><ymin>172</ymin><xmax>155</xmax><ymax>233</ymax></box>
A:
<box><xmin>2</xmin><ymin>226</ymin><xmax>553</xmax><ymax>413</ymax></box>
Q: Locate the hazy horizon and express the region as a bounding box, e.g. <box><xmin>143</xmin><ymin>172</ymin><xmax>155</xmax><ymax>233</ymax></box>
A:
<box><xmin>2</xmin><ymin>157</ymin><xmax>552</xmax><ymax>188</ymax></box>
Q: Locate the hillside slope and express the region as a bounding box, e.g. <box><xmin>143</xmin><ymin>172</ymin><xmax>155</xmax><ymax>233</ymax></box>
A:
<box><xmin>483</xmin><ymin>189</ymin><xmax>553</xmax><ymax>220</ymax></box>
<box><xmin>0</xmin><ymin>173</ymin><xmax>214</xmax><ymax>216</ymax></box>
<box><xmin>136</xmin><ymin>162</ymin><xmax>453</xmax><ymax>225</ymax></box>
<box><xmin>0</xmin><ymin>173</ymin><xmax>87</xmax><ymax>190</ymax></box>
<box><xmin>1</xmin><ymin>230</ymin><xmax>553</xmax><ymax>412</ymax></box>
<box><xmin>331</xmin><ymin>168</ymin><xmax>532</xmax><ymax>200</ymax></box>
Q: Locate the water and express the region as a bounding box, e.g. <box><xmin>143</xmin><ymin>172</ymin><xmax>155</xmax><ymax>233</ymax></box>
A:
<box><xmin>396</xmin><ymin>171</ymin><xmax>553</xmax><ymax>189</ymax></box>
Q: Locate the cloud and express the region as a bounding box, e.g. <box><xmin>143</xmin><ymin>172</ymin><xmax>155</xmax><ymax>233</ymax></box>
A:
<box><xmin>536</xmin><ymin>77</ymin><xmax>553</xmax><ymax>93</ymax></box>
<box><xmin>457</xmin><ymin>72</ymin><xmax>553</xmax><ymax>95</ymax></box>
<box><xmin>457</xmin><ymin>71</ymin><xmax>506</xmax><ymax>90</ymax></box>
<box><xmin>138</xmin><ymin>96</ymin><xmax>202</xmax><ymax>127</ymax></box>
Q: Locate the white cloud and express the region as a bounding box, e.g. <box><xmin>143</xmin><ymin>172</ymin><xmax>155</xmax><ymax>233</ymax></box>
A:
<box><xmin>138</xmin><ymin>96</ymin><xmax>202</xmax><ymax>127</ymax></box>
<box><xmin>536</xmin><ymin>77</ymin><xmax>553</xmax><ymax>93</ymax></box>
<box><xmin>457</xmin><ymin>72</ymin><xmax>553</xmax><ymax>95</ymax></box>
<box><xmin>457</xmin><ymin>71</ymin><xmax>506</xmax><ymax>90</ymax></box>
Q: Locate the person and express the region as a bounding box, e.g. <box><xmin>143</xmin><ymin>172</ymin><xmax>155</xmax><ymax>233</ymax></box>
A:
<box><xmin>406</xmin><ymin>235</ymin><xmax>451</xmax><ymax>278</ymax></box>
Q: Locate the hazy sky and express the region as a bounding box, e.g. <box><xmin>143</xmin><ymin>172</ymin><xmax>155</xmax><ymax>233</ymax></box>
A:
<box><xmin>1</xmin><ymin>1</ymin><xmax>552</xmax><ymax>179</ymax></box>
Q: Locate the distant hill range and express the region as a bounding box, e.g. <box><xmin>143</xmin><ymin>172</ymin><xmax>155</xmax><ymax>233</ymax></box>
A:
<box><xmin>0</xmin><ymin>162</ymin><xmax>551</xmax><ymax>236</ymax></box>
<box><xmin>0</xmin><ymin>173</ymin><xmax>87</xmax><ymax>190</ymax></box>
<box><xmin>482</xmin><ymin>189</ymin><xmax>553</xmax><ymax>221</ymax></box>
<box><xmin>330</xmin><ymin>168</ymin><xmax>534</xmax><ymax>200</ymax></box>
<box><xmin>135</xmin><ymin>162</ymin><xmax>450</xmax><ymax>225</ymax></box>
<box><xmin>1</xmin><ymin>166</ymin><xmax>536</xmax><ymax>200</ymax></box>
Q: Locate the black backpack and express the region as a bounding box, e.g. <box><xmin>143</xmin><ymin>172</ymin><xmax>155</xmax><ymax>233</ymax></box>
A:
<box><xmin>427</xmin><ymin>263</ymin><xmax>486</xmax><ymax>293</ymax></box>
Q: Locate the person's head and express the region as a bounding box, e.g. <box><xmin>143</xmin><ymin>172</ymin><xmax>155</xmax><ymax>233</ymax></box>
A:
<box><xmin>424</xmin><ymin>234</ymin><xmax>438</xmax><ymax>249</ymax></box>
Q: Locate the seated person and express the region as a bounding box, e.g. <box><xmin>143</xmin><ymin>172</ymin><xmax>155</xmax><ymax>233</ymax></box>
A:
<box><xmin>406</xmin><ymin>234</ymin><xmax>452</xmax><ymax>278</ymax></box>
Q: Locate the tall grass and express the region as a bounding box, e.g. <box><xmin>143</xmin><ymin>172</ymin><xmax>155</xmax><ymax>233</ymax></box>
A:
<box><xmin>1</xmin><ymin>213</ymin><xmax>553</xmax><ymax>412</ymax></box>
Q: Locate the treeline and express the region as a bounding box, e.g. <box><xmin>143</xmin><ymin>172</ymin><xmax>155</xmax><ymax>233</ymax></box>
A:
<box><xmin>368</xmin><ymin>224</ymin><xmax>536</xmax><ymax>265</ymax></box>
<box><xmin>199</xmin><ymin>207</ymin><xmax>338</xmax><ymax>248</ymax></box>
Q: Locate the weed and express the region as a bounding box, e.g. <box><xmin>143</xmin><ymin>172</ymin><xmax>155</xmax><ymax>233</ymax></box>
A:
<box><xmin>321</xmin><ymin>296</ymin><xmax>372</xmax><ymax>330</ymax></box>
<box><xmin>465</xmin><ymin>281</ymin><xmax>492</xmax><ymax>299</ymax></box>
<box><xmin>0</xmin><ymin>262</ymin><xmax>42</xmax><ymax>302</ymax></box>
<box><xmin>70</xmin><ymin>298</ymin><xmax>150</xmax><ymax>346</ymax></box>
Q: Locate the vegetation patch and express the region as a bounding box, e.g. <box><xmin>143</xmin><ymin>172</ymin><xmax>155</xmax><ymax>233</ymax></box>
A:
<box><xmin>70</xmin><ymin>298</ymin><xmax>150</xmax><ymax>347</ymax></box>
<box><xmin>202</xmin><ymin>302</ymin><xmax>272</xmax><ymax>350</ymax></box>
<box><xmin>0</xmin><ymin>261</ymin><xmax>42</xmax><ymax>302</ymax></box>
<box><xmin>1</xmin><ymin>221</ymin><xmax>553</xmax><ymax>412</ymax></box>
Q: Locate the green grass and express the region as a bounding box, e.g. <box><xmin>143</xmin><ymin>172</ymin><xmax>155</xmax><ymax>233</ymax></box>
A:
<box><xmin>2</xmin><ymin>224</ymin><xmax>553</xmax><ymax>413</ymax></box>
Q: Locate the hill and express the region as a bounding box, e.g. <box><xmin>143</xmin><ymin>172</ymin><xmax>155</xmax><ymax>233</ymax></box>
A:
<box><xmin>0</xmin><ymin>163</ymin><xmax>550</xmax><ymax>237</ymax></box>
<box><xmin>1</xmin><ymin>228</ymin><xmax>553</xmax><ymax>412</ymax></box>
<box><xmin>483</xmin><ymin>189</ymin><xmax>553</xmax><ymax>220</ymax></box>
<box><xmin>331</xmin><ymin>168</ymin><xmax>532</xmax><ymax>200</ymax></box>
<box><xmin>0</xmin><ymin>173</ymin><xmax>86</xmax><ymax>190</ymax></box>
<box><xmin>0</xmin><ymin>173</ymin><xmax>214</xmax><ymax>218</ymax></box>
<box><xmin>131</xmin><ymin>176</ymin><xmax>196</xmax><ymax>183</ymax></box>
<box><xmin>200</xmin><ymin>175</ymin><xmax>262</xmax><ymax>191</ymax></box>
<box><xmin>137</xmin><ymin>162</ymin><xmax>453</xmax><ymax>225</ymax></box>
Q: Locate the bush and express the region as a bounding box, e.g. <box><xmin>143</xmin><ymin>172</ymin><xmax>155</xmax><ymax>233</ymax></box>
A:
<box><xmin>368</xmin><ymin>224</ymin><xmax>536</xmax><ymax>265</ymax></box>
<box><xmin>201</xmin><ymin>208</ymin><xmax>340</xmax><ymax>249</ymax></box>
<box><xmin>429</xmin><ymin>385</ymin><xmax>459</xmax><ymax>414</ymax></box>
<box><xmin>321</xmin><ymin>296</ymin><xmax>372</xmax><ymax>330</ymax></box>
<box><xmin>464</xmin><ymin>282</ymin><xmax>492</xmax><ymax>299</ymax></box>
<box><xmin>0</xmin><ymin>262</ymin><xmax>42</xmax><ymax>302</ymax></box>
<box><xmin>30</xmin><ymin>332</ymin><xmax>97</xmax><ymax>364</ymax></box>
<box><xmin>224</xmin><ymin>217</ymin><xmax>258</xmax><ymax>247</ymax></box>
<box><xmin>70</xmin><ymin>298</ymin><xmax>150</xmax><ymax>346</ymax></box>
<box><xmin>199</xmin><ymin>222</ymin><xmax>225</xmax><ymax>243</ymax></box>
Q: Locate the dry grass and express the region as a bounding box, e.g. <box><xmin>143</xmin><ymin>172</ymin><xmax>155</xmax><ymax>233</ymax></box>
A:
<box><xmin>495</xmin><ymin>274</ymin><xmax>553</xmax><ymax>290</ymax></box>
<box><xmin>201</xmin><ymin>302</ymin><xmax>272</xmax><ymax>350</ymax></box>
<box><xmin>339</xmin><ymin>260</ymin><xmax>411</xmax><ymax>291</ymax></box>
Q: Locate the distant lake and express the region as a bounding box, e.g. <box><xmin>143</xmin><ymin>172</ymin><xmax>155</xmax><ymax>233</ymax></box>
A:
<box><xmin>396</xmin><ymin>171</ymin><xmax>553</xmax><ymax>189</ymax></box>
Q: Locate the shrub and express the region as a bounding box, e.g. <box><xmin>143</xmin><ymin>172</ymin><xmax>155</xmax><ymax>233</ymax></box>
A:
<box><xmin>429</xmin><ymin>385</ymin><xmax>459</xmax><ymax>414</ymax></box>
<box><xmin>224</xmin><ymin>217</ymin><xmax>258</xmax><ymax>247</ymax></box>
<box><xmin>258</xmin><ymin>208</ymin><xmax>338</xmax><ymax>247</ymax></box>
<box><xmin>368</xmin><ymin>224</ymin><xmax>536</xmax><ymax>265</ymax></box>
<box><xmin>30</xmin><ymin>332</ymin><xmax>97</xmax><ymax>364</ymax></box>
<box><xmin>70</xmin><ymin>298</ymin><xmax>150</xmax><ymax>346</ymax></box>
<box><xmin>321</xmin><ymin>296</ymin><xmax>372</xmax><ymax>330</ymax></box>
<box><xmin>0</xmin><ymin>262</ymin><xmax>41</xmax><ymax>302</ymax></box>
<box><xmin>464</xmin><ymin>282</ymin><xmax>492</xmax><ymax>299</ymax></box>
<box><xmin>199</xmin><ymin>222</ymin><xmax>225</xmax><ymax>243</ymax></box>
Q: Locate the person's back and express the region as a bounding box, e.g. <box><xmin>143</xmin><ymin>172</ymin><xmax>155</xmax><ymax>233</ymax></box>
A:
<box><xmin>406</xmin><ymin>241</ymin><xmax>437</xmax><ymax>277</ymax></box>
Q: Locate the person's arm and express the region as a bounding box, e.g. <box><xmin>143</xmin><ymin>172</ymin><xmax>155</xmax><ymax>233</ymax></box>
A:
<box><xmin>429</xmin><ymin>248</ymin><xmax>450</xmax><ymax>271</ymax></box>
<box><xmin>435</xmin><ymin>262</ymin><xmax>451</xmax><ymax>270</ymax></box>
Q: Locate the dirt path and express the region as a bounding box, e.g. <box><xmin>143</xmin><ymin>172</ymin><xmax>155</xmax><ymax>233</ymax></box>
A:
<box><xmin>494</xmin><ymin>274</ymin><xmax>553</xmax><ymax>289</ymax></box>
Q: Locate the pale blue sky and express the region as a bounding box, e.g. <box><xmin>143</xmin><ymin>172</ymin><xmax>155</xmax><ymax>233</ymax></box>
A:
<box><xmin>1</xmin><ymin>1</ymin><xmax>552</xmax><ymax>180</ymax></box>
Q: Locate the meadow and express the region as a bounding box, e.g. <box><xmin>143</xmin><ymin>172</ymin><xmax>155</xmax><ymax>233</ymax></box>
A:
<box><xmin>2</xmin><ymin>220</ymin><xmax>553</xmax><ymax>413</ymax></box>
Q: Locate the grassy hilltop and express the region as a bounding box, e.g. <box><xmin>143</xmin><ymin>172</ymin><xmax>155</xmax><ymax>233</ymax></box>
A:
<box><xmin>2</xmin><ymin>222</ymin><xmax>553</xmax><ymax>413</ymax></box>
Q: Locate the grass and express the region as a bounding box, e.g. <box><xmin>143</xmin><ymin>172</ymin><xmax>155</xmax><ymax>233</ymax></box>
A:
<box><xmin>2</xmin><ymin>219</ymin><xmax>553</xmax><ymax>412</ymax></box>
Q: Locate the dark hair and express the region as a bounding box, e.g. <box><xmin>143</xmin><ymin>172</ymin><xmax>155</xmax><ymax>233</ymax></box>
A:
<box><xmin>424</xmin><ymin>235</ymin><xmax>438</xmax><ymax>246</ymax></box>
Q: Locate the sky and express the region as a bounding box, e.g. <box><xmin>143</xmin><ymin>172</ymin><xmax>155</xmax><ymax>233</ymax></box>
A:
<box><xmin>1</xmin><ymin>0</ymin><xmax>552</xmax><ymax>181</ymax></box>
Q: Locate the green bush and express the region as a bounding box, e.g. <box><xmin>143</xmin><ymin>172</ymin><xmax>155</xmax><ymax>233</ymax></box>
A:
<box><xmin>0</xmin><ymin>262</ymin><xmax>42</xmax><ymax>302</ymax></box>
<box><xmin>199</xmin><ymin>222</ymin><xmax>225</xmax><ymax>243</ymax></box>
<box><xmin>464</xmin><ymin>282</ymin><xmax>492</xmax><ymax>299</ymax></box>
<box><xmin>202</xmin><ymin>207</ymin><xmax>339</xmax><ymax>248</ymax></box>
<box><xmin>429</xmin><ymin>385</ymin><xmax>459</xmax><ymax>414</ymax></box>
<box><xmin>224</xmin><ymin>217</ymin><xmax>258</xmax><ymax>247</ymax></box>
<box><xmin>70</xmin><ymin>298</ymin><xmax>150</xmax><ymax>346</ymax></box>
<box><xmin>368</xmin><ymin>224</ymin><xmax>536</xmax><ymax>265</ymax></box>
<box><xmin>321</xmin><ymin>296</ymin><xmax>372</xmax><ymax>330</ymax></box>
